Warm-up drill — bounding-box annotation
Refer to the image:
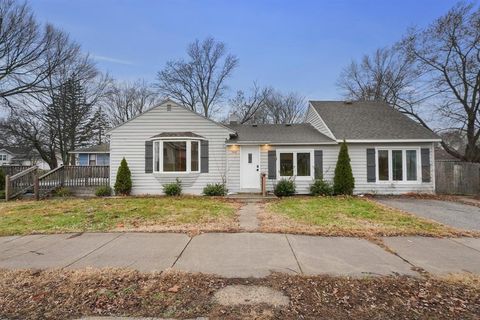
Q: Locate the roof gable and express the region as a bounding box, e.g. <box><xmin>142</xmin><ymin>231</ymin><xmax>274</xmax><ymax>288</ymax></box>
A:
<box><xmin>107</xmin><ymin>99</ymin><xmax>235</xmax><ymax>134</ymax></box>
<box><xmin>310</xmin><ymin>101</ymin><xmax>441</xmax><ymax>141</ymax></box>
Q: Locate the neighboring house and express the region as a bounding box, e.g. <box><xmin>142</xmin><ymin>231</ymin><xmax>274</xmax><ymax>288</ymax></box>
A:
<box><xmin>70</xmin><ymin>143</ymin><xmax>110</xmax><ymax>166</ymax></box>
<box><xmin>107</xmin><ymin>99</ymin><xmax>441</xmax><ymax>195</ymax></box>
<box><xmin>0</xmin><ymin>146</ymin><xmax>55</xmax><ymax>170</ymax></box>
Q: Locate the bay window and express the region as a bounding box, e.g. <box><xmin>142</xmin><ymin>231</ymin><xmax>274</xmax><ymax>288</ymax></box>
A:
<box><xmin>278</xmin><ymin>150</ymin><xmax>313</xmax><ymax>178</ymax></box>
<box><xmin>153</xmin><ymin>140</ymin><xmax>201</xmax><ymax>173</ymax></box>
<box><xmin>376</xmin><ymin>149</ymin><xmax>420</xmax><ymax>182</ymax></box>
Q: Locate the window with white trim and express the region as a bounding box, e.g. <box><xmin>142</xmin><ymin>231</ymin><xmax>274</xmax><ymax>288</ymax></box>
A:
<box><xmin>0</xmin><ymin>154</ymin><xmax>7</xmax><ymax>162</ymax></box>
<box><xmin>153</xmin><ymin>140</ymin><xmax>201</xmax><ymax>173</ymax></box>
<box><xmin>277</xmin><ymin>150</ymin><xmax>313</xmax><ymax>178</ymax></box>
<box><xmin>376</xmin><ymin>149</ymin><xmax>420</xmax><ymax>182</ymax></box>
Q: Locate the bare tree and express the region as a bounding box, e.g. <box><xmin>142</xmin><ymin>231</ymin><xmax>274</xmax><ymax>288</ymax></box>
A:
<box><xmin>263</xmin><ymin>90</ymin><xmax>306</xmax><ymax>124</ymax></box>
<box><xmin>401</xmin><ymin>2</ymin><xmax>480</xmax><ymax>162</ymax></box>
<box><xmin>0</xmin><ymin>0</ymin><xmax>77</xmax><ymax>106</ymax></box>
<box><xmin>228</xmin><ymin>83</ymin><xmax>271</xmax><ymax>124</ymax></box>
<box><xmin>156</xmin><ymin>37</ymin><xmax>238</xmax><ymax>118</ymax></box>
<box><xmin>104</xmin><ymin>80</ymin><xmax>159</xmax><ymax>126</ymax></box>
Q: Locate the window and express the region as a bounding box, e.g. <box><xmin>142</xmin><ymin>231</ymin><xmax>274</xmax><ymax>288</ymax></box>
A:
<box><xmin>297</xmin><ymin>153</ymin><xmax>311</xmax><ymax>176</ymax></box>
<box><xmin>280</xmin><ymin>153</ymin><xmax>294</xmax><ymax>176</ymax></box>
<box><xmin>89</xmin><ymin>154</ymin><xmax>96</xmax><ymax>166</ymax></box>
<box><xmin>278</xmin><ymin>151</ymin><xmax>313</xmax><ymax>178</ymax></box>
<box><xmin>0</xmin><ymin>154</ymin><xmax>6</xmax><ymax>161</ymax></box>
<box><xmin>378</xmin><ymin>150</ymin><xmax>389</xmax><ymax>181</ymax></box>
<box><xmin>377</xmin><ymin>149</ymin><xmax>420</xmax><ymax>182</ymax></box>
<box><xmin>163</xmin><ymin>141</ymin><xmax>186</xmax><ymax>172</ymax></box>
<box><xmin>153</xmin><ymin>140</ymin><xmax>201</xmax><ymax>173</ymax></box>
<box><xmin>248</xmin><ymin>153</ymin><xmax>252</xmax><ymax>164</ymax></box>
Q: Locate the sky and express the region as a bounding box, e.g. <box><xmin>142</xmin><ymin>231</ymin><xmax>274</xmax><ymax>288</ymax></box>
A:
<box><xmin>30</xmin><ymin>0</ymin><xmax>460</xmax><ymax>101</ymax></box>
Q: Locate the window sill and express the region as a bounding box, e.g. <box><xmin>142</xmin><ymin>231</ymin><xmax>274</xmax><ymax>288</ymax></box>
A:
<box><xmin>153</xmin><ymin>172</ymin><xmax>201</xmax><ymax>176</ymax></box>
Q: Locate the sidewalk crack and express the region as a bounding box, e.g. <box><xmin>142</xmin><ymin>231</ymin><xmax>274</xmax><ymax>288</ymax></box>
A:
<box><xmin>285</xmin><ymin>234</ymin><xmax>303</xmax><ymax>275</ymax></box>
<box><xmin>63</xmin><ymin>233</ymin><xmax>123</xmax><ymax>269</ymax></box>
<box><xmin>170</xmin><ymin>236</ymin><xmax>193</xmax><ymax>268</ymax></box>
<box><xmin>450</xmin><ymin>238</ymin><xmax>480</xmax><ymax>253</ymax></box>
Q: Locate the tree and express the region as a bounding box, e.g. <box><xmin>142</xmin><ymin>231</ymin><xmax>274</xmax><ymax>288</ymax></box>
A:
<box><xmin>228</xmin><ymin>83</ymin><xmax>271</xmax><ymax>124</ymax></box>
<box><xmin>333</xmin><ymin>141</ymin><xmax>355</xmax><ymax>195</ymax></box>
<box><xmin>262</xmin><ymin>90</ymin><xmax>306</xmax><ymax>124</ymax></box>
<box><xmin>0</xmin><ymin>0</ymin><xmax>78</xmax><ymax>106</ymax></box>
<box><xmin>114</xmin><ymin>157</ymin><xmax>132</xmax><ymax>195</ymax></box>
<box><xmin>401</xmin><ymin>2</ymin><xmax>480</xmax><ymax>162</ymax></box>
<box><xmin>104</xmin><ymin>80</ymin><xmax>159</xmax><ymax>126</ymax></box>
<box><xmin>90</xmin><ymin>108</ymin><xmax>110</xmax><ymax>145</ymax></box>
<box><xmin>156</xmin><ymin>37</ymin><xmax>238</xmax><ymax>118</ymax></box>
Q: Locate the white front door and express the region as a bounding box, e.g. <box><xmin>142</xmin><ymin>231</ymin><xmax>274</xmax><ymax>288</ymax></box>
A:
<box><xmin>240</xmin><ymin>146</ymin><xmax>260</xmax><ymax>190</ymax></box>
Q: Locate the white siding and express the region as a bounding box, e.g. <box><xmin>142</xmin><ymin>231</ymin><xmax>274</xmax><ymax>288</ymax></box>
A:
<box><xmin>109</xmin><ymin>102</ymin><xmax>232</xmax><ymax>195</ymax></box>
<box><xmin>228</xmin><ymin>142</ymin><xmax>435</xmax><ymax>195</ymax></box>
<box><xmin>305</xmin><ymin>104</ymin><xmax>335</xmax><ymax>139</ymax></box>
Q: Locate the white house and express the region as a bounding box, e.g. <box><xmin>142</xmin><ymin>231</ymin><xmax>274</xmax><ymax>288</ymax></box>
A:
<box><xmin>107</xmin><ymin>99</ymin><xmax>441</xmax><ymax>195</ymax></box>
<box><xmin>0</xmin><ymin>146</ymin><xmax>56</xmax><ymax>170</ymax></box>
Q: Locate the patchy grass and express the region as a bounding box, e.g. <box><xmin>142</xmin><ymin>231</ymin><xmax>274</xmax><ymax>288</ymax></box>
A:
<box><xmin>0</xmin><ymin>268</ymin><xmax>479</xmax><ymax>319</ymax></box>
<box><xmin>0</xmin><ymin>196</ymin><xmax>239</xmax><ymax>236</ymax></box>
<box><xmin>261</xmin><ymin>196</ymin><xmax>470</xmax><ymax>237</ymax></box>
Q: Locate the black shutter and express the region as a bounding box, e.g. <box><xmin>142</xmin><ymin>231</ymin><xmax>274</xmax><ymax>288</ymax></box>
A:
<box><xmin>366</xmin><ymin>148</ymin><xmax>376</xmax><ymax>182</ymax></box>
<box><xmin>268</xmin><ymin>150</ymin><xmax>276</xmax><ymax>179</ymax></box>
<box><xmin>145</xmin><ymin>141</ymin><xmax>153</xmax><ymax>173</ymax></box>
<box><xmin>314</xmin><ymin>150</ymin><xmax>323</xmax><ymax>179</ymax></box>
<box><xmin>421</xmin><ymin>148</ymin><xmax>431</xmax><ymax>182</ymax></box>
<box><xmin>201</xmin><ymin>140</ymin><xmax>209</xmax><ymax>173</ymax></box>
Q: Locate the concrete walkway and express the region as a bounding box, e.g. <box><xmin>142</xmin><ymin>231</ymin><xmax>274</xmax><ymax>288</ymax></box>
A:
<box><xmin>1</xmin><ymin>232</ymin><xmax>479</xmax><ymax>277</ymax></box>
<box><xmin>238</xmin><ymin>201</ymin><xmax>260</xmax><ymax>231</ymax></box>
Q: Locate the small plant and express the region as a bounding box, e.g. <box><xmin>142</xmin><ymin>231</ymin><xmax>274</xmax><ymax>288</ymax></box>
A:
<box><xmin>203</xmin><ymin>183</ymin><xmax>228</xmax><ymax>196</ymax></box>
<box><xmin>310</xmin><ymin>179</ymin><xmax>333</xmax><ymax>196</ymax></box>
<box><xmin>163</xmin><ymin>178</ymin><xmax>182</xmax><ymax>196</ymax></box>
<box><xmin>95</xmin><ymin>186</ymin><xmax>112</xmax><ymax>197</ymax></box>
<box><xmin>114</xmin><ymin>158</ymin><xmax>132</xmax><ymax>196</ymax></box>
<box><xmin>333</xmin><ymin>140</ymin><xmax>355</xmax><ymax>195</ymax></box>
<box><xmin>0</xmin><ymin>168</ymin><xmax>5</xmax><ymax>191</ymax></box>
<box><xmin>274</xmin><ymin>178</ymin><xmax>296</xmax><ymax>197</ymax></box>
<box><xmin>54</xmin><ymin>187</ymin><xmax>72</xmax><ymax>197</ymax></box>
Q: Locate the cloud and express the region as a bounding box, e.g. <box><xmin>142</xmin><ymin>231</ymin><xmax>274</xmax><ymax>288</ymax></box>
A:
<box><xmin>91</xmin><ymin>54</ymin><xmax>134</xmax><ymax>65</ymax></box>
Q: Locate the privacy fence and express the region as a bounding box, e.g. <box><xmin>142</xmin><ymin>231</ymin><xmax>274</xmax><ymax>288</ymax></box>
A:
<box><xmin>435</xmin><ymin>160</ymin><xmax>480</xmax><ymax>195</ymax></box>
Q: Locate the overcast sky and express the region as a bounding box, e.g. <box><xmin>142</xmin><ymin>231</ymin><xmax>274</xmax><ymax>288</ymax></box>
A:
<box><xmin>30</xmin><ymin>0</ymin><xmax>459</xmax><ymax>101</ymax></box>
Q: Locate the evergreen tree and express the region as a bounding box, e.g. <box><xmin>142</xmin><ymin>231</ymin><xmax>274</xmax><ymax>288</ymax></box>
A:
<box><xmin>90</xmin><ymin>108</ymin><xmax>110</xmax><ymax>145</ymax></box>
<box><xmin>114</xmin><ymin>158</ymin><xmax>132</xmax><ymax>195</ymax></box>
<box><xmin>333</xmin><ymin>140</ymin><xmax>355</xmax><ymax>195</ymax></box>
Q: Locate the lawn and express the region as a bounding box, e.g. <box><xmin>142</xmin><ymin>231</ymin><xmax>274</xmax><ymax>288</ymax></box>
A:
<box><xmin>0</xmin><ymin>197</ymin><xmax>239</xmax><ymax>236</ymax></box>
<box><xmin>261</xmin><ymin>196</ymin><xmax>467</xmax><ymax>237</ymax></box>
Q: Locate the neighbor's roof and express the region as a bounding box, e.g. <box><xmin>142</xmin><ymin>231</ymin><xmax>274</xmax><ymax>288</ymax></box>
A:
<box><xmin>70</xmin><ymin>143</ymin><xmax>110</xmax><ymax>153</ymax></box>
<box><xmin>227</xmin><ymin>123</ymin><xmax>336</xmax><ymax>144</ymax></box>
<box><xmin>150</xmin><ymin>132</ymin><xmax>205</xmax><ymax>139</ymax></box>
<box><xmin>0</xmin><ymin>146</ymin><xmax>31</xmax><ymax>155</ymax></box>
<box><xmin>310</xmin><ymin>101</ymin><xmax>441</xmax><ymax>141</ymax></box>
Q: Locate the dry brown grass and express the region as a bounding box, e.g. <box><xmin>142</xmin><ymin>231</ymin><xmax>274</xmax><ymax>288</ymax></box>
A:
<box><xmin>1</xmin><ymin>268</ymin><xmax>479</xmax><ymax>319</ymax></box>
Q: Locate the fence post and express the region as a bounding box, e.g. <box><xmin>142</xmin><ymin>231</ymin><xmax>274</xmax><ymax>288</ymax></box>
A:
<box><xmin>34</xmin><ymin>174</ymin><xmax>39</xmax><ymax>201</ymax></box>
<box><xmin>5</xmin><ymin>175</ymin><xmax>9</xmax><ymax>201</ymax></box>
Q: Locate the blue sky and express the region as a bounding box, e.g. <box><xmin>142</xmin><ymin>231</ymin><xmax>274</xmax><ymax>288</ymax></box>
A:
<box><xmin>30</xmin><ymin>0</ymin><xmax>459</xmax><ymax>100</ymax></box>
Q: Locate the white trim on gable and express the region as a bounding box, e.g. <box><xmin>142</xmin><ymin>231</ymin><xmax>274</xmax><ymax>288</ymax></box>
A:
<box><xmin>307</xmin><ymin>102</ymin><xmax>336</xmax><ymax>140</ymax></box>
<box><xmin>107</xmin><ymin>98</ymin><xmax>236</xmax><ymax>135</ymax></box>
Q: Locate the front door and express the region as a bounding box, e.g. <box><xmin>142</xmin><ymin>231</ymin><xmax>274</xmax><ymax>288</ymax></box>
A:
<box><xmin>240</xmin><ymin>146</ymin><xmax>260</xmax><ymax>190</ymax></box>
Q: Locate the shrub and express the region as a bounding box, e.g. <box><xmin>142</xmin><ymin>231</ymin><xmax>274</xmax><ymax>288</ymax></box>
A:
<box><xmin>274</xmin><ymin>178</ymin><xmax>296</xmax><ymax>197</ymax></box>
<box><xmin>203</xmin><ymin>183</ymin><xmax>228</xmax><ymax>196</ymax></box>
<box><xmin>95</xmin><ymin>186</ymin><xmax>112</xmax><ymax>197</ymax></box>
<box><xmin>163</xmin><ymin>178</ymin><xmax>182</xmax><ymax>196</ymax></box>
<box><xmin>0</xmin><ymin>168</ymin><xmax>4</xmax><ymax>191</ymax></box>
<box><xmin>310</xmin><ymin>179</ymin><xmax>333</xmax><ymax>196</ymax></box>
<box><xmin>333</xmin><ymin>140</ymin><xmax>355</xmax><ymax>195</ymax></box>
<box><xmin>114</xmin><ymin>158</ymin><xmax>132</xmax><ymax>195</ymax></box>
<box><xmin>54</xmin><ymin>187</ymin><xmax>72</xmax><ymax>197</ymax></box>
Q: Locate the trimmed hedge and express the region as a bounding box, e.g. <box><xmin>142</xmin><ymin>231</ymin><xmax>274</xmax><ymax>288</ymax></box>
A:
<box><xmin>95</xmin><ymin>186</ymin><xmax>112</xmax><ymax>197</ymax></box>
<box><xmin>310</xmin><ymin>179</ymin><xmax>333</xmax><ymax>196</ymax></box>
<box><xmin>163</xmin><ymin>178</ymin><xmax>182</xmax><ymax>196</ymax></box>
<box><xmin>274</xmin><ymin>178</ymin><xmax>296</xmax><ymax>197</ymax></box>
<box><xmin>203</xmin><ymin>183</ymin><xmax>228</xmax><ymax>196</ymax></box>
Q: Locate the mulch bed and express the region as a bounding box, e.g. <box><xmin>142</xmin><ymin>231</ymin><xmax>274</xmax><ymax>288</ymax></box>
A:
<box><xmin>0</xmin><ymin>269</ymin><xmax>479</xmax><ymax>319</ymax></box>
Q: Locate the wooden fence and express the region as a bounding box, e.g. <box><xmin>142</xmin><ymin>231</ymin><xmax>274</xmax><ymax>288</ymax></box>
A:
<box><xmin>5</xmin><ymin>165</ymin><xmax>110</xmax><ymax>200</ymax></box>
<box><xmin>435</xmin><ymin>160</ymin><xmax>480</xmax><ymax>195</ymax></box>
<box><xmin>0</xmin><ymin>165</ymin><xmax>32</xmax><ymax>176</ymax></box>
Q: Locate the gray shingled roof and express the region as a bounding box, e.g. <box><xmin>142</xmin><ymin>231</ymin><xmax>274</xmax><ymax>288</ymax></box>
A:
<box><xmin>227</xmin><ymin>123</ymin><xmax>335</xmax><ymax>144</ymax></box>
<box><xmin>71</xmin><ymin>143</ymin><xmax>110</xmax><ymax>153</ymax></box>
<box><xmin>150</xmin><ymin>132</ymin><xmax>205</xmax><ymax>139</ymax></box>
<box><xmin>310</xmin><ymin>101</ymin><xmax>440</xmax><ymax>140</ymax></box>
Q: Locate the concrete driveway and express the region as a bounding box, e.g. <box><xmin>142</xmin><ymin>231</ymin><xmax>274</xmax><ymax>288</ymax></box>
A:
<box><xmin>375</xmin><ymin>198</ymin><xmax>480</xmax><ymax>231</ymax></box>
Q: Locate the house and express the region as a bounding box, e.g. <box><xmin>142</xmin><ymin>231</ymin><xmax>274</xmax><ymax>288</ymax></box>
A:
<box><xmin>107</xmin><ymin>99</ymin><xmax>441</xmax><ymax>195</ymax></box>
<box><xmin>0</xmin><ymin>146</ymin><xmax>54</xmax><ymax>170</ymax></box>
<box><xmin>69</xmin><ymin>143</ymin><xmax>110</xmax><ymax>166</ymax></box>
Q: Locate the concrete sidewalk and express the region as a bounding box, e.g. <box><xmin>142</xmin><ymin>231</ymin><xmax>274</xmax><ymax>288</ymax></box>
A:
<box><xmin>1</xmin><ymin>232</ymin><xmax>479</xmax><ymax>277</ymax></box>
